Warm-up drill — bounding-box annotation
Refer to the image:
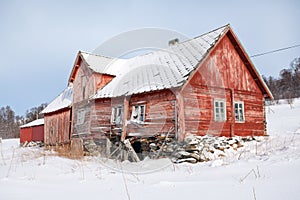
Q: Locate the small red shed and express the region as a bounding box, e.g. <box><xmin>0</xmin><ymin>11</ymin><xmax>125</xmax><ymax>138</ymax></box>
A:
<box><xmin>20</xmin><ymin>118</ymin><xmax>44</xmax><ymax>143</ymax></box>
<box><xmin>41</xmin><ymin>86</ymin><xmax>72</xmax><ymax>145</ymax></box>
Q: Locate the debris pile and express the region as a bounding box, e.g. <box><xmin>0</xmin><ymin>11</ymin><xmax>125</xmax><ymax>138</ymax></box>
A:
<box><xmin>83</xmin><ymin>139</ymin><xmax>100</xmax><ymax>156</ymax></box>
<box><xmin>128</xmin><ymin>135</ymin><xmax>178</xmax><ymax>160</ymax></box>
<box><xmin>22</xmin><ymin>141</ymin><xmax>44</xmax><ymax>147</ymax></box>
<box><xmin>125</xmin><ymin>135</ymin><xmax>260</xmax><ymax>163</ymax></box>
<box><xmin>80</xmin><ymin>133</ymin><xmax>260</xmax><ymax>164</ymax></box>
<box><xmin>172</xmin><ymin>135</ymin><xmax>255</xmax><ymax>163</ymax></box>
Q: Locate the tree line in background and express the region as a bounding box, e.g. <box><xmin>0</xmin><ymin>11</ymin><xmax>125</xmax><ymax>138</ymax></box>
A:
<box><xmin>263</xmin><ymin>57</ymin><xmax>300</xmax><ymax>102</ymax></box>
<box><xmin>0</xmin><ymin>103</ymin><xmax>47</xmax><ymax>139</ymax></box>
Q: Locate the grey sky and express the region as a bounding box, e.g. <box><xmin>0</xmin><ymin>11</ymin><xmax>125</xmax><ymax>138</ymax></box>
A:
<box><xmin>0</xmin><ymin>0</ymin><xmax>299</xmax><ymax>115</ymax></box>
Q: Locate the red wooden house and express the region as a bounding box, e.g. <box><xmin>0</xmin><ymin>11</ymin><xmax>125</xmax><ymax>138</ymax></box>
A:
<box><xmin>44</xmin><ymin>24</ymin><xmax>272</xmax><ymax>148</ymax></box>
<box><xmin>70</xmin><ymin>24</ymin><xmax>272</xmax><ymax>143</ymax></box>
<box><xmin>20</xmin><ymin>119</ymin><xmax>44</xmax><ymax>143</ymax></box>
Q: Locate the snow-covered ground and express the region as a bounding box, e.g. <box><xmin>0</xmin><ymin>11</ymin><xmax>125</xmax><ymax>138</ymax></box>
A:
<box><xmin>1</xmin><ymin>99</ymin><xmax>300</xmax><ymax>200</ymax></box>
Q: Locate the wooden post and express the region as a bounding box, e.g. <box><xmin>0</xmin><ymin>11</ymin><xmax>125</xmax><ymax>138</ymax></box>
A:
<box><xmin>174</xmin><ymin>100</ymin><xmax>178</xmax><ymax>141</ymax></box>
<box><xmin>106</xmin><ymin>138</ymin><xmax>112</xmax><ymax>157</ymax></box>
<box><xmin>176</xmin><ymin>92</ymin><xmax>185</xmax><ymax>142</ymax></box>
<box><xmin>263</xmin><ymin>98</ymin><xmax>267</xmax><ymax>136</ymax></box>
<box><xmin>230</xmin><ymin>89</ymin><xmax>235</xmax><ymax>137</ymax></box>
<box><xmin>121</xmin><ymin>96</ymin><xmax>129</xmax><ymax>141</ymax></box>
<box><xmin>124</xmin><ymin>139</ymin><xmax>140</xmax><ymax>162</ymax></box>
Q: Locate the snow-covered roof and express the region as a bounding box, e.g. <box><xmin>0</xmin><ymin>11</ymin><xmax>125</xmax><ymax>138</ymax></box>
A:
<box><xmin>41</xmin><ymin>86</ymin><xmax>72</xmax><ymax>114</ymax></box>
<box><xmin>20</xmin><ymin>118</ymin><xmax>44</xmax><ymax>128</ymax></box>
<box><xmin>80</xmin><ymin>52</ymin><xmax>115</xmax><ymax>75</ymax></box>
<box><xmin>92</xmin><ymin>25</ymin><xmax>228</xmax><ymax>98</ymax></box>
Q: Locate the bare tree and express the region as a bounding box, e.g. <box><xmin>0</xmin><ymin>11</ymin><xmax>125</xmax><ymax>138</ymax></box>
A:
<box><xmin>25</xmin><ymin>103</ymin><xmax>47</xmax><ymax>123</ymax></box>
<box><xmin>0</xmin><ymin>106</ymin><xmax>19</xmax><ymax>139</ymax></box>
<box><xmin>0</xmin><ymin>103</ymin><xmax>47</xmax><ymax>139</ymax></box>
<box><xmin>264</xmin><ymin>57</ymin><xmax>300</xmax><ymax>104</ymax></box>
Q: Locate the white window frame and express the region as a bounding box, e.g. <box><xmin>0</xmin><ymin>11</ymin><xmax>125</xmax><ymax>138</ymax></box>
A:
<box><xmin>77</xmin><ymin>109</ymin><xmax>85</xmax><ymax>125</ymax></box>
<box><xmin>111</xmin><ymin>106</ymin><xmax>123</xmax><ymax>125</ymax></box>
<box><xmin>131</xmin><ymin>104</ymin><xmax>146</xmax><ymax>123</ymax></box>
<box><xmin>214</xmin><ymin>99</ymin><xmax>226</xmax><ymax>122</ymax></box>
<box><xmin>234</xmin><ymin>101</ymin><xmax>245</xmax><ymax>123</ymax></box>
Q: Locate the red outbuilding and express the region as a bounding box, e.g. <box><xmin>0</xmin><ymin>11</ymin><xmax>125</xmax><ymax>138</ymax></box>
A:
<box><xmin>20</xmin><ymin>119</ymin><xmax>44</xmax><ymax>143</ymax></box>
<box><xmin>41</xmin><ymin>86</ymin><xmax>72</xmax><ymax>145</ymax></box>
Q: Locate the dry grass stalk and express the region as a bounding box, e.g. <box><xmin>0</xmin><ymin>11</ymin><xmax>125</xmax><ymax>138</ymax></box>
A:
<box><xmin>118</xmin><ymin>161</ymin><xmax>131</xmax><ymax>200</ymax></box>
<box><xmin>6</xmin><ymin>148</ymin><xmax>15</xmax><ymax>178</ymax></box>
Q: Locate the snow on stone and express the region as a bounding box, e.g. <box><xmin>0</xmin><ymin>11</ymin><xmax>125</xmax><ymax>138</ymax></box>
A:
<box><xmin>41</xmin><ymin>86</ymin><xmax>72</xmax><ymax>114</ymax></box>
<box><xmin>20</xmin><ymin>118</ymin><xmax>44</xmax><ymax>128</ymax></box>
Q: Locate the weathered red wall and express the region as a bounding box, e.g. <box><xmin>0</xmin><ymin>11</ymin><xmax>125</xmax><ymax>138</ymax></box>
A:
<box><xmin>95</xmin><ymin>73</ymin><xmax>115</xmax><ymax>91</ymax></box>
<box><xmin>89</xmin><ymin>98</ymin><xmax>112</xmax><ymax>140</ymax></box>
<box><xmin>20</xmin><ymin>125</ymin><xmax>44</xmax><ymax>143</ymax></box>
<box><xmin>90</xmin><ymin>89</ymin><xmax>176</xmax><ymax>140</ymax></box>
<box><xmin>127</xmin><ymin>89</ymin><xmax>176</xmax><ymax>136</ymax></box>
<box><xmin>44</xmin><ymin>109</ymin><xmax>71</xmax><ymax>145</ymax></box>
<box><xmin>178</xmin><ymin>33</ymin><xmax>266</xmax><ymax>140</ymax></box>
<box><xmin>32</xmin><ymin>125</ymin><xmax>44</xmax><ymax>141</ymax></box>
<box><xmin>71</xmin><ymin>60</ymin><xmax>114</xmax><ymax>139</ymax></box>
<box><xmin>20</xmin><ymin>127</ymin><xmax>32</xmax><ymax>143</ymax></box>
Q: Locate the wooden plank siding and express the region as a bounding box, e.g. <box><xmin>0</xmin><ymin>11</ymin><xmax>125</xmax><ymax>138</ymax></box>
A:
<box><xmin>178</xmin><ymin>34</ymin><xmax>266</xmax><ymax>140</ymax></box>
<box><xmin>89</xmin><ymin>89</ymin><xmax>176</xmax><ymax>141</ymax></box>
<box><xmin>126</xmin><ymin>89</ymin><xmax>176</xmax><ymax>137</ymax></box>
<box><xmin>20</xmin><ymin>127</ymin><xmax>33</xmax><ymax>143</ymax></box>
<box><xmin>32</xmin><ymin>125</ymin><xmax>44</xmax><ymax>141</ymax></box>
<box><xmin>72</xmin><ymin>60</ymin><xmax>114</xmax><ymax>105</ymax></box>
<box><xmin>44</xmin><ymin>109</ymin><xmax>71</xmax><ymax>145</ymax></box>
<box><xmin>71</xmin><ymin>57</ymin><xmax>114</xmax><ymax>140</ymax></box>
<box><xmin>90</xmin><ymin>98</ymin><xmax>112</xmax><ymax>140</ymax></box>
<box><xmin>20</xmin><ymin>125</ymin><xmax>44</xmax><ymax>143</ymax></box>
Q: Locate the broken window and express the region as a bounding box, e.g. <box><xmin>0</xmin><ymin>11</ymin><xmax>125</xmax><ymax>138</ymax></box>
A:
<box><xmin>131</xmin><ymin>104</ymin><xmax>146</xmax><ymax>123</ymax></box>
<box><xmin>77</xmin><ymin>109</ymin><xmax>85</xmax><ymax>125</ymax></box>
<box><xmin>111</xmin><ymin>106</ymin><xmax>123</xmax><ymax>125</ymax></box>
<box><xmin>214</xmin><ymin>99</ymin><xmax>226</xmax><ymax>122</ymax></box>
<box><xmin>234</xmin><ymin>101</ymin><xmax>245</xmax><ymax>122</ymax></box>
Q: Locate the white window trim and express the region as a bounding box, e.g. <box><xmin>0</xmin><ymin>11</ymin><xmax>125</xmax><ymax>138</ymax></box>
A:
<box><xmin>234</xmin><ymin>101</ymin><xmax>245</xmax><ymax>123</ymax></box>
<box><xmin>214</xmin><ymin>99</ymin><xmax>226</xmax><ymax>122</ymax></box>
<box><xmin>111</xmin><ymin>106</ymin><xmax>123</xmax><ymax>125</ymax></box>
<box><xmin>131</xmin><ymin>104</ymin><xmax>146</xmax><ymax>123</ymax></box>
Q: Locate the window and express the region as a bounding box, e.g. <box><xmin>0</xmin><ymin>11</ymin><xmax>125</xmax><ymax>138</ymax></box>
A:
<box><xmin>81</xmin><ymin>76</ymin><xmax>86</xmax><ymax>99</ymax></box>
<box><xmin>234</xmin><ymin>101</ymin><xmax>245</xmax><ymax>122</ymax></box>
<box><xmin>111</xmin><ymin>106</ymin><xmax>123</xmax><ymax>125</ymax></box>
<box><xmin>77</xmin><ymin>109</ymin><xmax>85</xmax><ymax>125</ymax></box>
<box><xmin>131</xmin><ymin>104</ymin><xmax>146</xmax><ymax>122</ymax></box>
<box><xmin>214</xmin><ymin>99</ymin><xmax>226</xmax><ymax>122</ymax></box>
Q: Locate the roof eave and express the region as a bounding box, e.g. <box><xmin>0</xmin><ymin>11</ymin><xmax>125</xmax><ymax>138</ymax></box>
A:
<box><xmin>226</xmin><ymin>28</ymin><xmax>274</xmax><ymax>100</ymax></box>
<box><xmin>68</xmin><ymin>51</ymin><xmax>83</xmax><ymax>84</ymax></box>
<box><xmin>42</xmin><ymin>105</ymin><xmax>72</xmax><ymax>115</ymax></box>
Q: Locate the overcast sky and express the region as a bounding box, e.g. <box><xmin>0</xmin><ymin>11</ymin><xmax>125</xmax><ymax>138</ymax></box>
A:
<box><xmin>0</xmin><ymin>0</ymin><xmax>299</xmax><ymax>116</ymax></box>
